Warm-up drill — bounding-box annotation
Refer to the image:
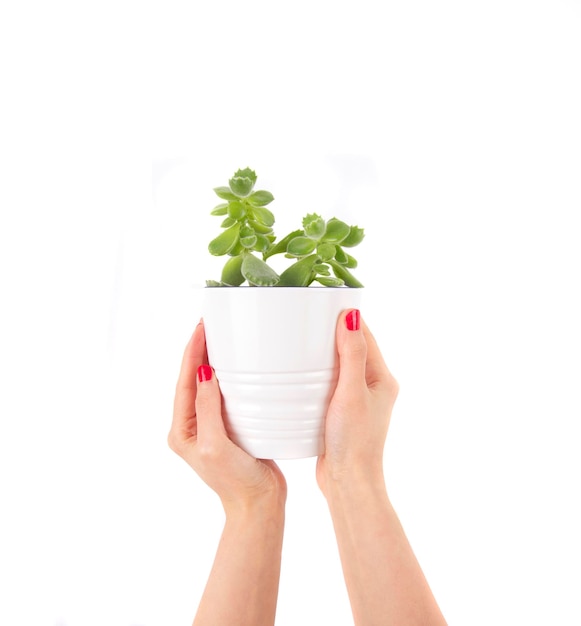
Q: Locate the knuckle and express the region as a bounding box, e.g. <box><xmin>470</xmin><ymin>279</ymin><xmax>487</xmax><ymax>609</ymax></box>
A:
<box><xmin>167</xmin><ymin>430</ymin><xmax>182</xmax><ymax>454</ymax></box>
<box><xmin>344</xmin><ymin>339</ymin><xmax>367</xmax><ymax>361</ymax></box>
<box><xmin>386</xmin><ymin>374</ymin><xmax>400</xmax><ymax>398</ymax></box>
<box><xmin>195</xmin><ymin>391</ymin><xmax>213</xmax><ymax>414</ymax></box>
<box><xmin>196</xmin><ymin>440</ymin><xmax>222</xmax><ymax>463</ymax></box>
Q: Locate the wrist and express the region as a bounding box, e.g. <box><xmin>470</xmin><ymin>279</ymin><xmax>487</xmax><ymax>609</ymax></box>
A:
<box><xmin>321</xmin><ymin>464</ymin><xmax>390</xmax><ymax>517</ymax></box>
<box><xmin>325</xmin><ymin>475</ymin><xmax>394</xmax><ymax>536</ymax></box>
<box><xmin>326</xmin><ymin>472</ymin><xmax>387</xmax><ymax>502</ymax></box>
<box><xmin>222</xmin><ymin>487</ymin><xmax>286</xmax><ymax>522</ymax></box>
<box><xmin>319</xmin><ymin>458</ymin><xmax>386</xmax><ymax>500</ymax></box>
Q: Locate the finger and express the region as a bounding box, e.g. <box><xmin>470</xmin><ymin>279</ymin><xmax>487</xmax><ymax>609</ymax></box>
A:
<box><xmin>195</xmin><ymin>364</ymin><xmax>228</xmax><ymax>444</ymax></box>
<box><xmin>335</xmin><ymin>308</ymin><xmax>368</xmax><ymax>392</ymax></box>
<box><xmin>170</xmin><ymin>320</ymin><xmax>206</xmax><ymax>441</ymax></box>
<box><xmin>176</xmin><ymin>319</ymin><xmax>207</xmax><ymax>393</ymax></box>
<box><xmin>361</xmin><ymin>319</ymin><xmax>389</xmax><ymax>383</ymax></box>
<box><xmin>361</xmin><ymin>319</ymin><xmax>398</xmax><ymax>392</ymax></box>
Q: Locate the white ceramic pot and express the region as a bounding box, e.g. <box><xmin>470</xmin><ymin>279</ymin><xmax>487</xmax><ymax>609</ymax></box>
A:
<box><xmin>202</xmin><ymin>287</ymin><xmax>362</xmax><ymax>460</ymax></box>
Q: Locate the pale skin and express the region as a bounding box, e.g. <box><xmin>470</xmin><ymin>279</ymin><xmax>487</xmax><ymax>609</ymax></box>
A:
<box><xmin>168</xmin><ymin>320</ymin><xmax>286</xmax><ymax>626</ymax></box>
<box><xmin>168</xmin><ymin>310</ymin><xmax>447</xmax><ymax>626</ymax></box>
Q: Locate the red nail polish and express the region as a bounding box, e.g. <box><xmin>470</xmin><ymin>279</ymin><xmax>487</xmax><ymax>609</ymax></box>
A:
<box><xmin>345</xmin><ymin>309</ymin><xmax>360</xmax><ymax>331</ymax></box>
<box><xmin>198</xmin><ymin>364</ymin><xmax>212</xmax><ymax>382</ymax></box>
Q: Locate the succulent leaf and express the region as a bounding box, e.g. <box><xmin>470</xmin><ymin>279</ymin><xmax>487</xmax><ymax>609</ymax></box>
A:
<box><xmin>250</xmin><ymin>205</ymin><xmax>275</xmax><ymax>227</ymax></box>
<box><xmin>239</xmin><ymin>224</ymin><xmax>256</xmax><ymax>249</ymax></box>
<box><xmin>208</xmin><ymin>223</ymin><xmax>241</xmax><ymax>256</ymax></box>
<box><xmin>303</xmin><ymin>213</ymin><xmax>326</xmax><ymax>239</ymax></box>
<box><xmin>323</xmin><ymin>218</ymin><xmax>351</xmax><ymax>243</ymax></box>
<box><xmin>264</xmin><ymin>229</ymin><xmax>303</xmax><ymax>259</ymax></box>
<box><xmin>229</xmin><ymin>241</ymin><xmax>244</xmax><ymax>256</ymax></box>
<box><xmin>240</xmin><ymin>234</ymin><xmax>258</xmax><ymax>249</ymax></box>
<box><xmin>313</xmin><ymin>262</ymin><xmax>331</xmax><ymax>276</ymax></box>
<box><xmin>241</xmin><ymin>254</ymin><xmax>280</xmax><ymax>286</ymax></box>
<box><xmin>328</xmin><ymin>259</ymin><xmax>364</xmax><ymax>288</ymax></box>
<box><xmin>249</xmin><ymin>220</ymin><xmax>273</xmax><ymax>235</ymax></box>
<box><xmin>334</xmin><ymin>246</ymin><xmax>348</xmax><ymax>264</ymax></box>
<box><xmin>221</xmin><ymin>254</ymin><xmax>245</xmax><ymax>286</ymax></box>
<box><xmin>214</xmin><ymin>186</ymin><xmax>237</xmax><ymax>201</ymax></box>
<box><xmin>344</xmin><ymin>253</ymin><xmax>358</xmax><ymax>268</ymax></box>
<box><xmin>315</xmin><ymin>276</ymin><xmax>344</xmax><ymax>287</ymax></box>
<box><xmin>287</xmin><ymin>236</ymin><xmax>318</xmax><ymax>257</ymax></box>
<box><xmin>229</xmin><ymin>169</ymin><xmax>256</xmax><ymax>196</ymax></box>
<box><xmin>341</xmin><ymin>225</ymin><xmax>365</xmax><ymax>247</ymax></box>
<box><xmin>211</xmin><ymin>203</ymin><xmax>228</xmax><ymax>216</ymax></box>
<box><xmin>317</xmin><ymin>243</ymin><xmax>336</xmax><ymax>261</ymax></box>
<box><xmin>253</xmin><ymin>233</ymin><xmax>270</xmax><ymax>252</ymax></box>
<box><xmin>248</xmin><ymin>190</ymin><xmax>274</xmax><ymax>206</ymax></box>
<box><xmin>278</xmin><ymin>255</ymin><xmax>319</xmax><ymax>287</ymax></box>
<box><xmin>233</xmin><ymin>168</ymin><xmax>257</xmax><ymax>184</ymax></box>
<box><xmin>227</xmin><ymin>201</ymin><xmax>246</xmax><ymax>220</ymax></box>
<box><xmin>221</xmin><ymin>216</ymin><xmax>237</xmax><ymax>228</ymax></box>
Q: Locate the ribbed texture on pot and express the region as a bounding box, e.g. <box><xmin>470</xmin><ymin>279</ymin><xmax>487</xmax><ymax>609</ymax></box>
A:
<box><xmin>216</xmin><ymin>368</ymin><xmax>337</xmax><ymax>459</ymax></box>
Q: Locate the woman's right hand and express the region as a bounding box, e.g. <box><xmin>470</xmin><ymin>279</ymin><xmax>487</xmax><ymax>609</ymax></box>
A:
<box><xmin>316</xmin><ymin>309</ymin><xmax>399</xmax><ymax>496</ymax></box>
<box><xmin>317</xmin><ymin>310</ymin><xmax>447</xmax><ymax>626</ymax></box>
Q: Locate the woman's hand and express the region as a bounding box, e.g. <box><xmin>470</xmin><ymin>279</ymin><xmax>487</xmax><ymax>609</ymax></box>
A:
<box><xmin>168</xmin><ymin>320</ymin><xmax>287</xmax><ymax>514</ymax></box>
<box><xmin>317</xmin><ymin>310</ymin><xmax>447</xmax><ymax>625</ymax></box>
<box><xmin>170</xmin><ymin>320</ymin><xmax>287</xmax><ymax>626</ymax></box>
<box><xmin>316</xmin><ymin>308</ymin><xmax>399</xmax><ymax>496</ymax></box>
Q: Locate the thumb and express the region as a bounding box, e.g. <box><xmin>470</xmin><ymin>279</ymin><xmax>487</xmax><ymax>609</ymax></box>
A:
<box><xmin>335</xmin><ymin>309</ymin><xmax>368</xmax><ymax>392</ymax></box>
<box><xmin>195</xmin><ymin>365</ymin><xmax>227</xmax><ymax>444</ymax></box>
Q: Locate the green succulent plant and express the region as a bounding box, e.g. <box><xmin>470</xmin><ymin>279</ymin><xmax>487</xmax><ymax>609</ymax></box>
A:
<box><xmin>206</xmin><ymin>167</ymin><xmax>365</xmax><ymax>287</ymax></box>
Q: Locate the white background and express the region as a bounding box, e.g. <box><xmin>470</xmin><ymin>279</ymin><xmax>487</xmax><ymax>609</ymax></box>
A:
<box><xmin>1</xmin><ymin>0</ymin><xmax>580</xmax><ymax>624</ymax></box>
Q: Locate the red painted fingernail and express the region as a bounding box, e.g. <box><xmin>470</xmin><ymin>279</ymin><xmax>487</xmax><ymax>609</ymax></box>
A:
<box><xmin>345</xmin><ymin>309</ymin><xmax>360</xmax><ymax>331</ymax></box>
<box><xmin>197</xmin><ymin>364</ymin><xmax>213</xmax><ymax>382</ymax></box>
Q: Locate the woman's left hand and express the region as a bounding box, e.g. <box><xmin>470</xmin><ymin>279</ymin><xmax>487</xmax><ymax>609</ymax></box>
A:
<box><xmin>168</xmin><ymin>320</ymin><xmax>287</xmax><ymax>515</ymax></box>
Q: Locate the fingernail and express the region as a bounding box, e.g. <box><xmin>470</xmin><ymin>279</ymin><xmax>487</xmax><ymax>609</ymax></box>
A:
<box><xmin>345</xmin><ymin>309</ymin><xmax>360</xmax><ymax>331</ymax></box>
<box><xmin>197</xmin><ymin>364</ymin><xmax>212</xmax><ymax>382</ymax></box>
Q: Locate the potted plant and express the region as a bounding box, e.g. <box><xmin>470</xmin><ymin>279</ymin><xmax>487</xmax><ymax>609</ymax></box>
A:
<box><xmin>202</xmin><ymin>167</ymin><xmax>364</xmax><ymax>460</ymax></box>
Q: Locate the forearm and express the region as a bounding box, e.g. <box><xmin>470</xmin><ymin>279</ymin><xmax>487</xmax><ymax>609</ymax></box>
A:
<box><xmin>193</xmin><ymin>496</ymin><xmax>285</xmax><ymax>626</ymax></box>
<box><xmin>325</xmin><ymin>474</ymin><xmax>446</xmax><ymax>626</ymax></box>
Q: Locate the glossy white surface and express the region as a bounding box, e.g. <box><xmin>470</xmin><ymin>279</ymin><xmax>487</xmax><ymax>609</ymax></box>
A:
<box><xmin>203</xmin><ymin>287</ymin><xmax>362</xmax><ymax>459</ymax></box>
